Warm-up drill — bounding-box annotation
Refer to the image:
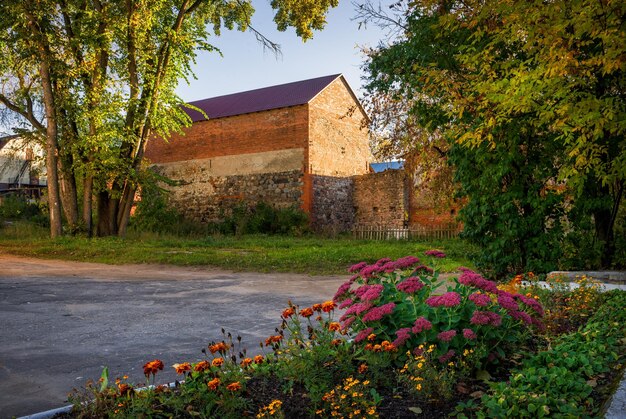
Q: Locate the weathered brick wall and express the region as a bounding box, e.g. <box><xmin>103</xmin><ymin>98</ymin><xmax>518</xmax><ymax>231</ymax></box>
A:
<box><xmin>353</xmin><ymin>170</ymin><xmax>407</xmax><ymax>228</ymax></box>
<box><xmin>311</xmin><ymin>175</ymin><xmax>354</xmax><ymax>232</ymax></box>
<box><xmin>155</xmin><ymin>163</ymin><xmax>303</xmax><ymax>223</ymax></box>
<box><xmin>145</xmin><ymin>105</ymin><xmax>308</xmax><ymax>163</ymax></box>
<box><xmin>308</xmin><ymin>78</ymin><xmax>371</xmax><ymax>177</ymax></box>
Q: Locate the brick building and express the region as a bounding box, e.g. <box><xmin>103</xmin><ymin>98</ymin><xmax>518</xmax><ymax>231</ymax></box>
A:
<box><xmin>145</xmin><ymin>74</ymin><xmax>374</xmax><ymax>231</ymax></box>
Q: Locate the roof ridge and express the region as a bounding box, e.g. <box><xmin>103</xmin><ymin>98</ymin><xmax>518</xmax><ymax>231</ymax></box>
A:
<box><xmin>183</xmin><ymin>74</ymin><xmax>343</xmax><ymax>122</ymax></box>
<box><xmin>186</xmin><ymin>74</ymin><xmax>342</xmax><ymax>105</ymax></box>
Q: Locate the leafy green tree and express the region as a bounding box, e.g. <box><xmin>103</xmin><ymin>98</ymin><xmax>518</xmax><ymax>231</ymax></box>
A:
<box><xmin>0</xmin><ymin>0</ymin><xmax>338</xmax><ymax>237</ymax></box>
<box><xmin>360</xmin><ymin>0</ymin><xmax>625</xmax><ymax>270</ymax></box>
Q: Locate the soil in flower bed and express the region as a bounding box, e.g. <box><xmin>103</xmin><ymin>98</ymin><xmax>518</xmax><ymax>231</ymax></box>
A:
<box><xmin>244</xmin><ymin>375</ymin><xmax>474</xmax><ymax>418</ymax></box>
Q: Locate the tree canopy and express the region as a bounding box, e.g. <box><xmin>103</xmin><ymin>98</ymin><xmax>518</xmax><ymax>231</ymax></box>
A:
<box><xmin>361</xmin><ymin>0</ymin><xmax>625</xmax><ymax>272</ymax></box>
<box><xmin>0</xmin><ymin>0</ymin><xmax>338</xmax><ymax>237</ymax></box>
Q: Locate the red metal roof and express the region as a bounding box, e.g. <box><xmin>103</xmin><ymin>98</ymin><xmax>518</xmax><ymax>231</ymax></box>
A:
<box><xmin>183</xmin><ymin>74</ymin><xmax>342</xmax><ymax>122</ymax></box>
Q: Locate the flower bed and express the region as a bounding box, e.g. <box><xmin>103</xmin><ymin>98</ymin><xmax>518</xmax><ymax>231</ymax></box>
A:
<box><xmin>62</xmin><ymin>256</ymin><xmax>625</xmax><ymax>418</ymax></box>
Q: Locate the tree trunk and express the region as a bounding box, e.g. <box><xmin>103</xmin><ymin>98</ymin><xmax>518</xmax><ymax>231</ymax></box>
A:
<box><xmin>28</xmin><ymin>12</ymin><xmax>62</xmax><ymax>238</ymax></box>
<box><xmin>82</xmin><ymin>174</ymin><xmax>93</xmax><ymax>237</ymax></box>
<box><xmin>96</xmin><ymin>191</ymin><xmax>119</xmax><ymax>236</ymax></box>
<box><xmin>58</xmin><ymin>157</ymin><xmax>79</xmax><ymax>233</ymax></box>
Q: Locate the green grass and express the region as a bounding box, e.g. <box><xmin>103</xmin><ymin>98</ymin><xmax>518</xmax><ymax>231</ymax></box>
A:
<box><xmin>0</xmin><ymin>222</ymin><xmax>476</xmax><ymax>275</ymax></box>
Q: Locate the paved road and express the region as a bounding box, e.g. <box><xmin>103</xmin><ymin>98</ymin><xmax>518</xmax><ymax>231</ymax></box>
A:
<box><xmin>0</xmin><ymin>255</ymin><xmax>346</xmax><ymax>418</ymax></box>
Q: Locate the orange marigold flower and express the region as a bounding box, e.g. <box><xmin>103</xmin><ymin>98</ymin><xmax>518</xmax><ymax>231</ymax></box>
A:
<box><xmin>367</xmin><ymin>333</ymin><xmax>377</xmax><ymax>342</ymax></box>
<box><xmin>226</xmin><ymin>382</ymin><xmax>242</xmax><ymax>392</ymax></box>
<box><xmin>212</xmin><ymin>357</ymin><xmax>224</xmax><ymax>367</ymax></box>
<box><xmin>194</xmin><ymin>360</ymin><xmax>210</xmax><ymax>372</ymax></box>
<box><xmin>358</xmin><ymin>363</ymin><xmax>368</xmax><ymax>374</ymax></box>
<box><xmin>300</xmin><ymin>307</ymin><xmax>314</xmax><ymax>317</ymax></box>
<box><xmin>143</xmin><ymin>359</ymin><xmax>164</xmax><ymax>376</ymax></box>
<box><xmin>328</xmin><ymin>322</ymin><xmax>341</xmax><ymax>332</ymax></box>
<box><xmin>254</xmin><ymin>355</ymin><xmax>264</xmax><ymax>364</ymax></box>
<box><xmin>372</xmin><ymin>344</ymin><xmax>383</xmax><ymax>352</ymax></box>
<box><xmin>321</xmin><ymin>301</ymin><xmax>336</xmax><ymax>312</ymax></box>
<box><xmin>382</xmin><ymin>341</ymin><xmax>396</xmax><ymax>352</ymax></box>
<box><xmin>207</xmin><ymin>378</ymin><xmax>221</xmax><ymax>390</ymax></box>
<box><xmin>364</xmin><ymin>343</ymin><xmax>373</xmax><ymax>351</ymax></box>
<box><xmin>331</xmin><ymin>339</ymin><xmax>342</xmax><ymax>346</ymax></box>
<box><xmin>209</xmin><ymin>342</ymin><xmax>229</xmax><ymax>354</ymax></box>
<box><xmin>312</xmin><ymin>303</ymin><xmax>323</xmax><ymax>312</ymax></box>
<box><xmin>118</xmin><ymin>383</ymin><xmax>133</xmax><ymax>396</ymax></box>
<box><xmin>282</xmin><ymin>307</ymin><xmax>296</xmax><ymax>318</ymax></box>
<box><xmin>265</xmin><ymin>335</ymin><xmax>283</xmax><ymax>346</ymax></box>
<box><xmin>240</xmin><ymin>358</ymin><xmax>253</xmax><ymax>368</ymax></box>
<box><xmin>173</xmin><ymin>362</ymin><xmax>191</xmax><ymax>375</ymax></box>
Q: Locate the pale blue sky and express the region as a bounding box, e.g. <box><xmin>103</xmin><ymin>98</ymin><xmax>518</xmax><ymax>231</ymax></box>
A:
<box><xmin>176</xmin><ymin>1</ymin><xmax>387</xmax><ymax>101</ymax></box>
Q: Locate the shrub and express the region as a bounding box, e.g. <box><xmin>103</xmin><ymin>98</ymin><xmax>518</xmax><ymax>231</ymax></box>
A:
<box><xmin>333</xmin><ymin>254</ymin><xmax>544</xmax><ymax>370</ymax></box>
<box><xmin>219</xmin><ymin>202</ymin><xmax>309</xmax><ymax>236</ymax></box>
<box><xmin>0</xmin><ymin>193</ymin><xmax>48</xmax><ymax>226</ymax></box>
<box><xmin>475</xmin><ymin>291</ymin><xmax>626</xmax><ymax>418</ymax></box>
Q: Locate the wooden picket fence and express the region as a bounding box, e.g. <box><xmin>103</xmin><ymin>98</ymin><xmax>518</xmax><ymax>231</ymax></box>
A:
<box><xmin>352</xmin><ymin>224</ymin><xmax>461</xmax><ymax>241</ymax></box>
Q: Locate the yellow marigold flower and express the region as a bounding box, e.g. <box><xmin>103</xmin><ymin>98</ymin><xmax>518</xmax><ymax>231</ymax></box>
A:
<box><xmin>416</xmin><ymin>383</ymin><xmax>422</xmax><ymax>391</ymax></box>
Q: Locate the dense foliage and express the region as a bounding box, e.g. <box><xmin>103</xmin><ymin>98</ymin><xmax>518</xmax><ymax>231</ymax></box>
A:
<box><xmin>0</xmin><ymin>0</ymin><xmax>338</xmax><ymax>238</ymax></box>
<box><xmin>361</xmin><ymin>0</ymin><xmax>625</xmax><ymax>274</ymax></box>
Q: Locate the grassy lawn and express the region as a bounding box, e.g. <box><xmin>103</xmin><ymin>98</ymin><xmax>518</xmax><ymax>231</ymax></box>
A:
<box><xmin>0</xmin><ymin>222</ymin><xmax>476</xmax><ymax>275</ymax></box>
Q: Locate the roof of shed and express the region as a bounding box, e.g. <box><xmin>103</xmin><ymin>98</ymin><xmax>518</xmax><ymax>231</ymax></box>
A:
<box><xmin>183</xmin><ymin>74</ymin><xmax>343</xmax><ymax>122</ymax></box>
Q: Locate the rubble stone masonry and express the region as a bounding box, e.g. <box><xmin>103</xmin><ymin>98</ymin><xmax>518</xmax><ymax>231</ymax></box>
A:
<box><xmin>353</xmin><ymin>170</ymin><xmax>407</xmax><ymax>228</ymax></box>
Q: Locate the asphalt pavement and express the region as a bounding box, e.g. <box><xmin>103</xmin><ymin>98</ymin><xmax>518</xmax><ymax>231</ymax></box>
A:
<box><xmin>0</xmin><ymin>255</ymin><xmax>346</xmax><ymax>418</ymax></box>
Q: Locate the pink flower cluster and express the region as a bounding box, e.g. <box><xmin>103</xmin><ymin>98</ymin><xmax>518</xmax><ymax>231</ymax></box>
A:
<box><xmin>425</xmin><ymin>249</ymin><xmax>446</xmax><ymax>258</ymax></box>
<box><xmin>438</xmin><ymin>349</ymin><xmax>455</xmax><ymax>363</ymax></box>
<box><xmin>412</xmin><ymin>317</ymin><xmax>432</xmax><ymax>333</ymax></box>
<box><xmin>348</xmin><ymin>261</ymin><xmax>368</xmax><ymax>273</ymax></box>
<box><xmin>396</xmin><ymin>276</ymin><xmax>425</xmax><ymax>294</ymax></box>
<box><xmin>425</xmin><ymin>291</ymin><xmax>461</xmax><ymax>308</ymax></box>
<box><xmin>509</xmin><ymin>309</ymin><xmax>532</xmax><ymax>325</ymax></box>
<box><xmin>470</xmin><ymin>310</ymin><xmax>502</xmax><ymax>327</ymax></box>
<box><xmin>333</xmin><ymin>281</ymin><xmax>352</xmax><ymax>301</ymax></box>
<box><xmin>343</xmin><ymin>302</ymin><xmax>372</xmax><ymax>316</ymax></box>
<box><xmin>392</xmin><ymin>327</ymin><xmax>412</xmax><ymax>348</ymax></box>
<box><xmin>469</xmin><ymin>292</ymin><xmax>491</xmax><ymax>307</ymax></box>
<box><xmin>515</xmin><ymin>294</ymin><xmax>544</xmax><ymax>316</ymax></box>
<box><xmin>437</xmin><ymin>330</ymin><xmax>457</xmax><ymax>342</ymax></box>
<box><xmin>338</xmin><ymin>298</ymin><xmax>353</xmax><ymax>309</ymax></box>
<box><xmin>362</xmin><ymin>302</ymin><xmax>396</xmax><ymax>322</ymax></box>
<box><xmin>458</xmin><ymin>270</ymin><xmax>499</xmax><ymax>294</ymax></box>
<box><xmin>394</xmin><ymin>255</ymin><xmax>421</xmax><ymax>269</ymax></box>
<box><xmin>354</xmin><ymin>284</ymin><xmax>384</xmax><ymax>302</ymax></box>
<box><xmin>354</xmin><ymin>327</ymin><xmax>374</xmax><ymax>343</ymax></box>
<box><xmin>497</xmin><ymin>293</ymin><xmax>519</xmax><ymax>311</ymax></box>
<box><xmin>463</xmin><ymin>328</ymin><xmax>477</xmax><ymax>339</ymax></box>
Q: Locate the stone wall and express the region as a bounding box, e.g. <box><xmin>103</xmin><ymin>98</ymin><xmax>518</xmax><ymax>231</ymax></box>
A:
<box><xmin>156</xmin><ymin>164</ymin><xmax>303</xmax><ymax>223</ymax></box>
<box><xmin>353</xmin><ymin>169</ymin><xmax>407</xmax><ymax>228</ymax></box>
<box><xmin>311</xmin><ymin>175</ymin><xmax>354</xmax><ymax>232</ymax></box>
